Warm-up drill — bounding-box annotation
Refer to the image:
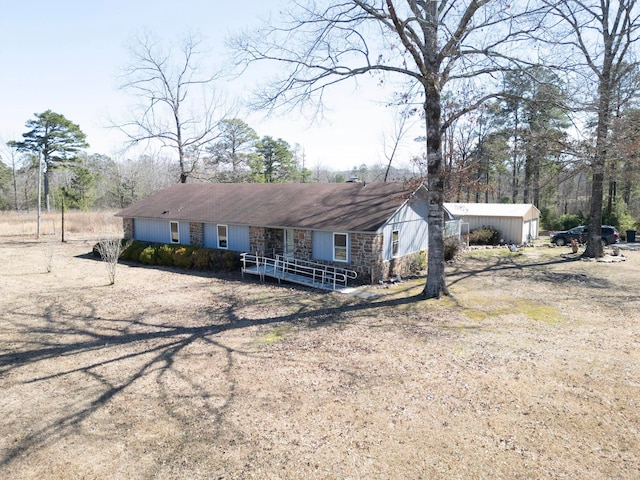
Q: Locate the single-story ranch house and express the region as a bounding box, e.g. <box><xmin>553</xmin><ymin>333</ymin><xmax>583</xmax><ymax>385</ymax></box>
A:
<box><xmin>115</xmin><ymin>182</ymin><xmax>430</xmax><ymax>283</ymax></box>
<box><xmin>443</xmin><ymin>202</ymin><xmax>540</xmax><ymax>244</ymax></box>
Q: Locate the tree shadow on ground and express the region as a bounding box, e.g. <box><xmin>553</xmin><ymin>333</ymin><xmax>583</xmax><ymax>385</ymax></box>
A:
<box><xmin>0</xmin><ymin>282</ymin><xmax>422</xmax><ymax>469</ymax></box>
<box><xmin>445</xmin><ymin>253</ymin><xmax>615</xmax><ymax>288</ymax></box>
<box><xmin>4</xmin><ymin>248</ymin><xmax>628</xmax><ymax>469</ymax></box>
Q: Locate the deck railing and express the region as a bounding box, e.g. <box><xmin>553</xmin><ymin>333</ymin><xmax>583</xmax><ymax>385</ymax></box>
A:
<box><xmin>240</xmin><ymin>253</ymin><xmax>357</xmax><ymax>290</ymax></box>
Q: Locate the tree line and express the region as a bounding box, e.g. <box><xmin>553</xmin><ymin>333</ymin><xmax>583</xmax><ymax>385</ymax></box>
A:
<box><xmin>0</xmin><ymin>112</ymin><xmax>410</xmax><ymax>212</ymax></box>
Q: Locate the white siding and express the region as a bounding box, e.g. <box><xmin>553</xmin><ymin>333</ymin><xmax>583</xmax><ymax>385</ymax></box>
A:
<box><xmin>523</xmin><ymin>218</ymin><xmax>538</xmax><ymax>242</ymax></box>
<box><xmin>464</xmin><ymin>216</ymin><xmax>523</xmax><ymax>244</ymax></box>
<box><xmin>444</xmin><ymin>203</ymin><xmax>540</xmax><ymax>243</ymax></box>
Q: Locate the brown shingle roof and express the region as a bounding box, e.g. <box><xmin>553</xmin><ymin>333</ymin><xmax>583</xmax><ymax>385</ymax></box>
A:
<box><xmin>115</xmin><ymin>182</ymin><xmax>423</xmax><ymax>232</ymax></box>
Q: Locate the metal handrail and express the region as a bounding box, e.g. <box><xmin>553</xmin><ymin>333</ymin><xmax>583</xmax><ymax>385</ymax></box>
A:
<box><xmin>240</xmin><ymin>253</ymin><xmax>357</xmax><ymax>290</ymax></box>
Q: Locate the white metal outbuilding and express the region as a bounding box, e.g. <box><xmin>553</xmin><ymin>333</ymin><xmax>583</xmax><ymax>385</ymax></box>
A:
<box><xmin>443</xmin><ymin>203</ymin><xmax>540</xmax><ymax>244</ymax></box>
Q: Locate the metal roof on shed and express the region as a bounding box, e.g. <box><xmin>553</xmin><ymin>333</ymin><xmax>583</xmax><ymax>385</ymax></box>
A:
<box><xmin>444</xmin><ymin>202</ymin><xmax>539</xmax><ymax>218</ymax></box>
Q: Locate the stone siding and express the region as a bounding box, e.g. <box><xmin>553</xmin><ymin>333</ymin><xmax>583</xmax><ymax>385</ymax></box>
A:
<box><xmin>265</xmin><ymin>229</ymin><xmax>283</xmax><ymax>256</ymax></box>
<box><xmin>379</xmin><ymin>250</ymin><xmax>426</xmax><ymax>282</ymax></box>
<box><xmin>293</xmin><ymin>229</ymin><xmax>312</xmax><ymax>261</ymax></box>
<box><xmin>249</xmin><ymin>227</ymin><xmax>312</xmax><ymax>259</ymax></box>
<box><xmin>122</xmin><ymin>218</ymin><xmax>134</xmax><ymax>239</ymax></box>
<box><xmin>349</xmin><ymin>232</ymin><xmax>385</xmax><ymax>283</ymax></box>
<box><xmin>341</xmin><ymin>232</ymin><xmax>426</xmax><ymax>284</ymax></box>
<box><xmin>249</xmin><ymin>226</ymin><xmax>266</xmax><ymax>255</ymax></box>
<box><xmin>189</xmin><ymin>223</ymin><xmax>204</xmax><ymax>247</ymax></box>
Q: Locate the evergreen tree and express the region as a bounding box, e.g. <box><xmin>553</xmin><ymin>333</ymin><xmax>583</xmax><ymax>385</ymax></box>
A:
<box><xmin>207</xmin><ymin>119</ymin><xmax>258</xmax><ymax>182</ymax></box>
<box><xmin>11</xmin><ymin>110</ymin><xmax>88</xmax><ymax>211</ymax></box>
<box><xmin>253</xmin><ymin>136</ymin><xmax>296</xmax><ymax>183</ymax></box>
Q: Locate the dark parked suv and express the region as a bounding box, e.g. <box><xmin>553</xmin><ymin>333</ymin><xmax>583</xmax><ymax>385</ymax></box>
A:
<box><xmin>550</xmin><ymin>225</ymin><xmax>619</xmax><ymax>246</ymax></box>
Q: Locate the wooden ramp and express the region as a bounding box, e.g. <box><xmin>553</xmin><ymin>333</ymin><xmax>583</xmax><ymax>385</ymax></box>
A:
<box><xmin>241</xmin><ymin>254</ymin><xmax>357</xmax><ymax>291</ymax></box>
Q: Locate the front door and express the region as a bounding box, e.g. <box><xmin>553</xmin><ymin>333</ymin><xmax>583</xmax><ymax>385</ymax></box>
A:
<box><xmin>284</xmin><ymin>229</ymin><xmax>295</xmax><ymax>259</ymax></box>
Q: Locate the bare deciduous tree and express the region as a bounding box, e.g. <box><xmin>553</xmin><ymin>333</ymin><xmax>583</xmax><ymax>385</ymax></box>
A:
<box><xmin>381</xmin><ymin>107</ymin><xmax>416</xmax><ymax>182</ymax></box>
<box><xmin>43</xmin><ymin>242</ymin><xmax>55</xmax><ymax>273</ymax></box>
<box><xmin>118</xmin><ymin>32</ymin><xmax>227</xmax><ymax>183</ymax></box>
<box><xmin>232</xmin><ymin>0</ymin><xmax>543</xmax><ymax>298</ymax></box>
<box><xmin>96</xmin><ymin>238</ymin><xmax>132</xmax><ymax>285</ymax></box>
<box><xmin>539</xmin><ymin>0</ymin><xmax>640</xmax><ymax>257</ymax></box>
<box><xmin>1</xmin><ymin>140</ymin><xmax>20</xmax><ymax>211</ymax></box>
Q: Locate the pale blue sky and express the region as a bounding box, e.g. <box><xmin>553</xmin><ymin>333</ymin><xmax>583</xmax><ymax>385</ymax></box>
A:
<box><xmin>0</xmin><ymin>1</ymin><xmax>422</xmax><ymax>171</ymax></box>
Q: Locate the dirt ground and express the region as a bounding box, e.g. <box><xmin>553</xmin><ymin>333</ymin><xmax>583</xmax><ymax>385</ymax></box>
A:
<box><xmin>0</xmin><ymin>234</ymin><xmax>639</xmax><ymax>479</ymax></box>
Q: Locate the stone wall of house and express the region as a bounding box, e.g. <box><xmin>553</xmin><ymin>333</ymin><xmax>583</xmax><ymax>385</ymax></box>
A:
<box><xmin>345</xmin><ymin>233</ymin><xmax>426</xmax><ymax>284</ymax></box>
<box><xmin>189</xmin><ymin>223</ymin><xmax>204</xmax><ymax>247</ymax></box>
<box><xmin>304</xmin><ymin>233</ymin><xmax>384</xmax><ymax>284</ymax></box>
<box><xmin>379</xmin><ymin>250</ymin><xmax>426</xmax><ymax>282</ymax></box>
<box><xmin>265</xmin><ymin>229</ymin><xmax>283</xmax><ymax>256</ymax></box>
<box><xmin>277</xmin><ymin>231</ymin><xmax>424</xmax><ymax>284</ymax></box>
<box><xmin>349</xmin><ymin>232</ymin><xmax>385</xmax><ymax>283</ymax></box>
<box><xmin>122</xmin><ymin>218</ymin><xmax>134</xmax><ymax>239</ymax></box>
<box><xmin>249</xmin><ymin>226</ymin><xmax>266</xmax><ymax>254</ymax></box>
<box><xmin>294</xmin><ymin>229</ymin><xmax>312</xmax><ymax>261</ymax></box>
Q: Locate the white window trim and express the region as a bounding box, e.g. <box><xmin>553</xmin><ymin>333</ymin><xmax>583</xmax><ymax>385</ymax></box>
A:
<box><xmin>333</xmin><ymin>232</ymin><xmax>348</xmax><ymax>263</ymax></box>
<box><xmin>217</xmin><ymin>224</ymin><xmax>228</xmax><ymax>249</ymax></box>
<box><xmin>392</xmin><ymin>229</ymin><xmax>400</xmax><ymax>257</ymax></box>
<box><xmin>170</xmin><ymin>221</ymin><xmax>180</xmax><ymax>244</ymax></box>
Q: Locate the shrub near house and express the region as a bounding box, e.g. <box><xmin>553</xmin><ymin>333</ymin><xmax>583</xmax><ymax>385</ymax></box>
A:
<box><xmin>94</xmin><ymin>240</ymin><xmax>241</xmax><ymax>271</ymax></box>
<box><xmin>468</xmin><ymin>226</ymin><xmax>501</xmax><ymax>246</ymax></box>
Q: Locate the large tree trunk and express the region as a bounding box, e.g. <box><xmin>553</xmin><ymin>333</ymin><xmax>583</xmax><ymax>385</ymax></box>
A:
<box><xmin>584</xmin><ymin>76</ymin><xmax>611</xmax><ymax>258</ymax></box>
<box><xmin>512</xmin><ymin>110</ymin><xmax>520</xmax><ymax>203</ymax></box>
<box><xmin>420</xmin><ymin>0</ymin><xmax>447</xmax><ymax>299</ymax></box>
<box><xmin>422</xmin><ymin>88</ymin><xmax>448</xmax><ymax>299</ymax></box>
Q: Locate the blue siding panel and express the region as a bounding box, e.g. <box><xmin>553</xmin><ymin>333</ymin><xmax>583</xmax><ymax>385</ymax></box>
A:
<box><xmin>383</xmin><ymin>201</ymin><xmax>429</xmax><ymax>261</ymax></box>
<box><xmin>134</xmin><ymin>219</ymin><xmax>191</xmax><ymax>245</ymax></box>
<box><xmin>229</xmin><ymin>225</ymin><xmax>250</xmax><ymax>252</ymax></box>
<box><xmin>134</xmin><ymin>219</ymin><xmax>249</xmax><ymax>250</ymax></box>
<box><xmin>179</xmin><ymin>222</ymin><xmax>190</xmax><ymax>245</ymax></box>
<box><xmin>312</xmin><ymin>231</ymin><xmax>334</xmax><ymax>261</ymax></box>
<box><xmin>134</xmin><ymin>218</ymin><xmax>171</xmax><ymax>244</ymax></box>
<box><xmin>204</xmin><ymin>223</ymin><xmax>249</xmax><ymax>251</ymax></box>
<box><xmin>312</xmin><ymin>231</ymin><xmax>349</xmax><ymax>262</ymax></box>
<box><xmin>203</xmin><ymin>223</ymin><xmax>217</xmax><ymax>248</ymax></box>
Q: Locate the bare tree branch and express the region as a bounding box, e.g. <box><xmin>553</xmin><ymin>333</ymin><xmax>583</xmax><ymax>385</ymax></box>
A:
<box><xmin>116</xmin><ymin>31</ymin><xmax>228</xmax><ymax>183</ymax></box>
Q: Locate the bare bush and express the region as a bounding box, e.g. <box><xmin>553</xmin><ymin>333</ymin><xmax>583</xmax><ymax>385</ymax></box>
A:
<box><xmin>95</xmin><ymin>238</ymin><xmax>131</xmax><ymax>285</ymax></box>
<box><xmin>43</xmin><ymin>242</ymin><xmax>55</xmax><ymax>273</ymax></box>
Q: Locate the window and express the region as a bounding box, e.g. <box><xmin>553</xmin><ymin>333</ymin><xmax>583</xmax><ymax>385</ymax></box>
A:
<box><xmin>392</xmin><ymin>230</ymin><xmax>399</xmax><ymax>257</ymax></box>
<box><xmin>170</xmin><ymin>221</ymin><xmax>179</xmax><ymax>244</ymax></box>
<box><xmin>217</xmin><ymin>225</ymin><xmax>228</xmax><ymax>249</ymax></box>
<box><xmin>333</xmin><ymin>233</ymin><xmax>348</xmax><ymax>262</ymax></box>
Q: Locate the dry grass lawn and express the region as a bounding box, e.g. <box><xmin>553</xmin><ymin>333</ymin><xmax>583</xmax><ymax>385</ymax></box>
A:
<box><xmin>0</xmin><ymin>216</ymin><xmax>639</xmax><ymax>479</ymax></box>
